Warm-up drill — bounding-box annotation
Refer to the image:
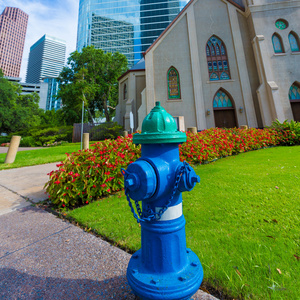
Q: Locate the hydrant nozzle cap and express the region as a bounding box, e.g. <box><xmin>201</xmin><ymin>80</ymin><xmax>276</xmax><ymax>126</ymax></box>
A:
<box><xmin>133</xmin><ymin>102</ymin><xmax>187</xmax><ymax>144</ymax></box>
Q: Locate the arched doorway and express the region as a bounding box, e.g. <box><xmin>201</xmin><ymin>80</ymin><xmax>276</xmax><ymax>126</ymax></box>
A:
<box><xmin>289</xmin><ymin>83</ymin><xmax>300</xmax><ymax>121</ymax></box>
<box><xmin>213</xmin><ymin>89</ymin><xmax>237</xmax><ymax>128</ymax></box>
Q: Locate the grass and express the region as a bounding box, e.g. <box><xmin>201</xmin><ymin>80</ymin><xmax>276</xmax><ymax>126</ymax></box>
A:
<box><xmin>67</xmin><ymin>146</ymin><xmax>300</xmax><ymax>300</ymax></box>
<box><xmin>0</xmin><ymin>143</ymin><xmax>82</xmax><ymax>170</ymax></box>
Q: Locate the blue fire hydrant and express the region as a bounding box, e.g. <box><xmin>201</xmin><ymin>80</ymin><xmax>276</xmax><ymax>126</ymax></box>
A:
<box><xmin>122</xmin><ymin>102</ymin><xmax>203</xmax><ymax>300</ymax></box>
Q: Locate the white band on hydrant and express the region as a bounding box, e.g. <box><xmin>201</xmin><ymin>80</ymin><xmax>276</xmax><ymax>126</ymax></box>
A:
<box><xmin>155</xmin><ymin>202</ymin><xmax>182</xmax><ymax>221</ymax></box>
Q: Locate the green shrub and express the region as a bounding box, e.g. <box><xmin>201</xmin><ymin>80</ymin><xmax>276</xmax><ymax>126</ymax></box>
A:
<box><xmin>20</xmin><ymin>136</ymin><xmax>36</xmax><ymax>147</ymax></box>
<box><xmin>90</xmin><ymin>122</ymin><xmax>123</xmax><ymax>141</ymax></box>
<box><xmin>0</xmin><ymin>136</ymin><xmax>10</xmax><ymax>144</ymax></box>
<box><xmin>45</xmin><ymin>135</ymin><xmax>139</xmax><ymax>208</ymax></box>
<box><xmin>269</xmin><ymin>119</ymin><xmax>300</xmax><ymax>145</ymax></box>
<box><xmin>11</xmin><ymin>126</ymin><xmax>73</xmax><ymax>147</ymax></box>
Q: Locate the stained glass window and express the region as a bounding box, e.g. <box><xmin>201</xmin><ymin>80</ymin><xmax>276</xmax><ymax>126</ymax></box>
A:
<box><xmin>167</xmin><ymin>67</ymin><xmax>181</xmax><ymax>100</ymax></box>
<box><xmin>218</xmin><ymin>61</ymin><xmax>223</xmax><ymax>70</ymax></box>
<box><xmin>210</xmin><ymin>73</ymin><xmax>219</xmax><ymax>81</ymax></box>
<box><xmin>220</xmin><ymin>72</ymin><xmax>230</xmax><ymax>80</ymax></box>
<box><xmin>123</xmin><ymin>84</ymin><xmax>127</xmax><ymax>100</ymax></box>
<box><xmin>211</xmin><ymin>46</ymin><xmax>215</xmax><ymax>56</ymax></box>
<box><xmin>289</xmin><ymin>32</ymin><xmax>300</xmax><ymax>52</ymax></box>
<box><xmin>213</xmin><ymin>61</ymin><xmax>218</xmax><ymax>71</ymax></box>
<box><xmin>272</xmin><ymin>33</ymin><xmax>284</xmax><ymax>53</ymax></box>
<box><xmin>208</xmin><ymin>62</ymin><xmax>212</xmax><ymax>71</ymax></box>
<box><xmin>221</xmin><ymin>45</ymin><xmax>226</xmax><ymax>55</ymax></box>
<box><xmin>289</xmin><ymin>83</ymin><xmax>300</xmax><ymax>100</ymax></box>
<box><xmin>206</xmin><ymin>45</ymin><xmax>211</xmax><ymax>56</ymax></box>
<box><xmin>206</xmin><ymin>36</ymin><xmax>230</xmax><ymax>81</ymax></box>
<box><xmin>213</xmin><ymin>90</ymin><xmax>233</xmax><ymax>108</ymax></box>
<box><xmin>275</xmin><ymin>19</ymin><xmax>288</xmax><ymax>30</ymax></box>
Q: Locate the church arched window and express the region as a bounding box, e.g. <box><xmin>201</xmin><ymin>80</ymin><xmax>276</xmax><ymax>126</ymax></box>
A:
<box><xmin>206</xmin><ymin>36</ymin><xmax>230</xmax><ymax>81</ymax></box>
<box><xmin>123</xmin><ymin>83</ymin><xmax>127</xmax><ymax>100</ymax></box>
<box><xmin>289</xmin><ymin>82</ymin><xmax>300</xmax><ymax>121</ymax></box>
<box><xmin>167</xmin><ymin>67</ymin><xmax>181</xmax><ymax>100</ymax></box>
<box><xmin>289</xmin><ymin>32</ymin><xmax>300</xmax><ymax>52</ymax></box>
<box><xmin>272</xmin><ymin>33</ymin><xmax>284</xmax><ymax>53</ymax></box>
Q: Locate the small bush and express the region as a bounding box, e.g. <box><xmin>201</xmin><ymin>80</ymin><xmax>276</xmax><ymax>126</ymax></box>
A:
<box><xmin>12</xmin><ymin>126</ymin><xmax>73</xmax><ymax>147</ymax></box>
<box><xmin>20</xmin><ymin>136</ymin><xmax>36</xmax><ymax>147</ymax></box>
<box><xmin>90</xmin><ymin>122</ymin><xmax>123</xmax><ymax>141</ymax></box>
<box><xmin>269</xmin><ymin>119</ymin><xmax>300</xmax><ymax>145</ymax></box>
<box><xmin>0</xmin><ymin>136</ymin><xmax>10</xmax><ymax>144</ymax></box>
<box><xmin>45</xmin><ymin>135</ymin><xmax>140</xmax><ymax>208</ymax></box>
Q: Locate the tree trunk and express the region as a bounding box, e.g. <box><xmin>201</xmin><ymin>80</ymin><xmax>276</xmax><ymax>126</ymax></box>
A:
<box><xmin>103</xmin><ymin>97</ymin><xmax>110</xmax><ymax>122</ymax></box>
<box><xmin>103</xmin><ymin>86</ymin><xmax>111</xmax><ymax>122</ymax></box>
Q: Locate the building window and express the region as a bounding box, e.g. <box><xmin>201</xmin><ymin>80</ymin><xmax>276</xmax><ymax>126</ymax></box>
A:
<box><xmin>272</xmin><ymin>33</ymin><xmax>284</xmax><ymax>53</ymax></box>
<box><xmin>289</xmin><ymin>82</ymin><xmax>300</xmax><ymax>122</ymax></box>
<box><xmin>123</xmin><ymin>83</ymin><xmax>127</xmax><ymax>100</ymax></box>
<box><xmin>206</xmin><ymin>36</ymin><xmax>230</xmax><ymax>81</ymax></box>
<box><xmin>167</xmin><ymin>66</ymin><xmax>181</xmax><ymax>99</ymax></box>
<box><xmin>275</xmin><ymin>19</ymin><xmax>288</xmax><ymax>30</ymax></box>
<box><xmin>213</xmin><ymin>90</ymin><xmax>233</xmax><ymax>108</ymax></box>
<box><xmin>289</xmin><ymin>83</ymin><xmax>300</xmax><ymax>100</ymax></box>
<box><xmin>289</xmin><ymin>32</ymin><xmax>300</xmax><ymax>52</ymax></box>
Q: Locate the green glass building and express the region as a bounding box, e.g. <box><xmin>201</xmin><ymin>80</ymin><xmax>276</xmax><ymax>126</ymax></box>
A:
<box><xmin>77</xmin><ymin>0</ymin><xmax>188</xmax><ymax>67</ymax></box>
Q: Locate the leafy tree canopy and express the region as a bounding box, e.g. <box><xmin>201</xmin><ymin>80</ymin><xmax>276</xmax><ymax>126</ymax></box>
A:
<box><xmin>0</xmin><ymin>70</ymin><xmax>43</xmax><ymax>134</ymax></box>
<box><xmin>58</xmin><ymin>46</ymin><xmax>128</xmax><ymax>125</ymax></box>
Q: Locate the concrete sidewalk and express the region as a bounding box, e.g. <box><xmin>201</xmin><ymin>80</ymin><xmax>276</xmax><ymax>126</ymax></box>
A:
<box><xmin>0</xmin><ymin>163</ymin><xmax>58</xmax><ymax>215</ymax></box>
<box><xmin>0</xmin><ymin>164</ymin><xmax>218</xmax><ymax>300</ymax></box>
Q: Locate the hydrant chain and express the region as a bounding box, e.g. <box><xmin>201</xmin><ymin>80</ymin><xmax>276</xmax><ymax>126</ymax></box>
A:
<box><xmin>123</xmin><ymin>163</ymin><xmax>187</xmax><ymax>223</ymax></box>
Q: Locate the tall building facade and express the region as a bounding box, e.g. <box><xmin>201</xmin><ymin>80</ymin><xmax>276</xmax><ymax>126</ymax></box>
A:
<box><xmin>26</xmin><ymin>34</ymin><xmax>66</xmax><ymax>83</ymax></box>
<box><xmin>0</xmin><ymin>7</ymin><xmax>28</xmax><ymax>77</ymax></box>
<box><xmin>77</xmin><ymin>0</ymin><xmax>187</xmax><ymax>67</ymax></box>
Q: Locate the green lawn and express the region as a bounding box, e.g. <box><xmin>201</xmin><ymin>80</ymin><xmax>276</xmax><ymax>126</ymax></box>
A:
<box><xmin>67</xmin><ymin>146</ymin><xmax>300</xmax><ymax>300</ymax></box>
<box><xmin>0</xmin><ymin>143</ymin><xmax>81</xmax><ymax>170</ymax></box>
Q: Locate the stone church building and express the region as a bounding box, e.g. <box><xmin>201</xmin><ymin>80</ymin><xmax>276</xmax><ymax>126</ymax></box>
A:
<box><xmin>115</xmin><ymin>0</ymin><xmax>300</xmax><ymax>132</ymax></box>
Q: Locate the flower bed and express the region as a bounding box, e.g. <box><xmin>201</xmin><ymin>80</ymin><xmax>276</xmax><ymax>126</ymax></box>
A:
<box><xmin>180</xmin><ymin>128</ymin><xmax>278</xmax><ymax>164</ymax></box>
<box><xmin>45</xmin><ymin>128</ymin><xmax>282</xmax><ymax>208</ymax></box>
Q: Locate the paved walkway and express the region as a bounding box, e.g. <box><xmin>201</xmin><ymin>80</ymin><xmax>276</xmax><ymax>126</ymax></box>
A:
<box><xmin>0</xmin><ymin>146</ymin><xmax>45</xmax><ymax>154</ymax></box>
<box><xmin>0</xmin><ymin>163</ymin><xmax>218</xmax><ymax>300</ymax></box>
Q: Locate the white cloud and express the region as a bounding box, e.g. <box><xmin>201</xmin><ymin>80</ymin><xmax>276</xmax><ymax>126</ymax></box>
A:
<box><xmin>0</xmin><ymin>0</ymin><xmax>79</xmax><ymax>81</ymax></box>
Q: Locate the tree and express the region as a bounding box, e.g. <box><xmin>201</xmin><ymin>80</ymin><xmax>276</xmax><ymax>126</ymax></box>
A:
<box><xmin>0</xmin><ymin>70</ymin><xmax>42</xmax><ymax>133</ymax></box>
<box><xmin>58</xmin><ymin>46</ymin><xmax>128</xmax><ymax>124</ymax></box>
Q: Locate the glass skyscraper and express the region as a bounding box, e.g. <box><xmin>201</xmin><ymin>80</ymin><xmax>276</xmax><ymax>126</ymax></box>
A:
<box><xmin>77</xmin><ymin>0</ymin><xmax>188</xmax><ymax>67</ymax></box>
<box><xmin>26</xmin><ymin>34</ymin><xmax>66</xmax><ymax>83</ymax></box>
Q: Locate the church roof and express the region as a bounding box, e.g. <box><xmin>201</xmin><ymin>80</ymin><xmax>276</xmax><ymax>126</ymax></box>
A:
<box><xmin>118</xmin><ymin>58</ymin><xmax>145</xmax><ymax>81</ymax></box>
<box><xmin>145</xmin><ymin>0</ymin><xmax>245</xmax><ymax>55</ymax></box>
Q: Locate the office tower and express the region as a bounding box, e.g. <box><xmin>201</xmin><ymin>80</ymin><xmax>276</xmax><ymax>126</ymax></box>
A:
<box><xmin>43</xmin><ymin>77</ymin><xmax>61</xmax><ymax>111</ymax></box>
<box><xmin>77</xmin><ymin>0</ymin><xmax>185</xmax><ymax>67</ymax></box>
<box><xmin>26</xmin><ymin>34</ymin><xmax>66</xmax><ymax>83</ymax></box>
<box><xmin>0</xmin><ymin>7</ymin><xmax>28</xmax><ymax>77</ymax></box>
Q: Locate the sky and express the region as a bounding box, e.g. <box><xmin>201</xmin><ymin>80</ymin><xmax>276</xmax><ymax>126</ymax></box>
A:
<box><xmin>0</xmin><ymin>0</ymin><xmax>79</xmax><ymax>81</ymax></box>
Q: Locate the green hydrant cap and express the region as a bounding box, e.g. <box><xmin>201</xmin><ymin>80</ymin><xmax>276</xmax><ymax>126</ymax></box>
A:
<box><xmin>133</xmin><ymin>101</ymin><xmax>187</xmax><ymax>144</ymax></box>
